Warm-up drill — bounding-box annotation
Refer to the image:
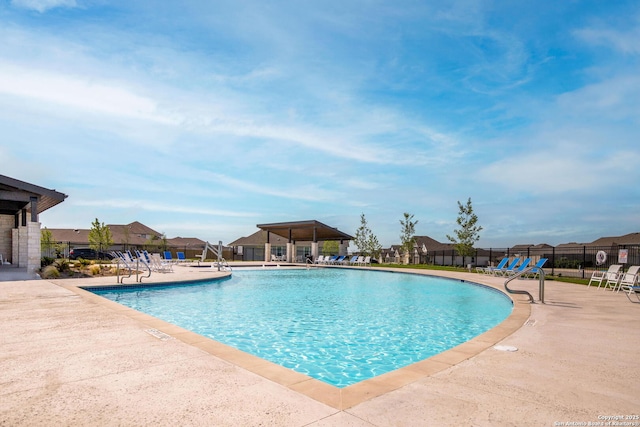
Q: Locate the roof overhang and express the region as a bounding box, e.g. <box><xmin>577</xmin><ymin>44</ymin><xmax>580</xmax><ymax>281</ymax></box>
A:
<box><xmin>0</xmin><ymin>175</ymin><xmax>67</xmax><ymax>216</ymax></box>
<box><xmin>257</xmin><ymin>220</ymin><xmax>353</xmax><ymax>242</ymax></box>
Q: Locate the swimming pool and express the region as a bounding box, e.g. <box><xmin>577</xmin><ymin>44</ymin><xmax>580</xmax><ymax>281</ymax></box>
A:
<box><xmin>88</xmin><ymin>268</ymin><xmax>512</xmax><ymax>387</ymax></box>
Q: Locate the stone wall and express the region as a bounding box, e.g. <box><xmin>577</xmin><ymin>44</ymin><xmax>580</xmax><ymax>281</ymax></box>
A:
<box><xmin>0</xmin><ymin>214</ymin><xmax>13</xmax><ymax>264</ymax></box>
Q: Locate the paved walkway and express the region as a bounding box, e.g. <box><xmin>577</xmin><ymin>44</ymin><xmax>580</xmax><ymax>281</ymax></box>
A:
<box><xmin>1</xmin><ymin>265</ymin><xmax>638</xmax><ymax>426</ymax></box>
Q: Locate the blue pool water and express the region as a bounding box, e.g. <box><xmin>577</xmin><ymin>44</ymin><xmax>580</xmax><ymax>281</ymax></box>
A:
<box><xmin>88</xmin><ymin>268</ymin><xmax>512</xmax><ymax>387</ymax></box>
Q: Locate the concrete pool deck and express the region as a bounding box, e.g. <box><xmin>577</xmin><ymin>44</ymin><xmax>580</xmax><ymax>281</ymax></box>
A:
<box><xmin>1</xmin><ymin>264</ymin><xmax>639</xmax><ymax>426</ymax></box>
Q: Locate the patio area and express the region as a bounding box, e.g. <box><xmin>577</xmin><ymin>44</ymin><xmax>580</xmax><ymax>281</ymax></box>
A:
<box><xmin>1</xmin><ymin>265</ymin><xmax>638</xmax><ymax>426</ymax></box>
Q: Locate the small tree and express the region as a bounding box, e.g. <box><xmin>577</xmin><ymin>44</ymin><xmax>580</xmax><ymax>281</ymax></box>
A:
<box><xmin>354</xmin><ymin>213</ymin><xmax>382</xmax><ymax>259</ymax></box>
<box><xmin>145</xmin><ymin>233</ymin><xmax>168</xmax><ymax>252</ymax></box>
<box><xmin>322</xmin><ymin>240</ymin><xmax>339</xmax><ymax>255</ymax></box>
<box><xmin>88</xmin><ymin>218</ymin><xmax>113</xmax><ymax>255</ymax></box>
<box><xmin>399</xmin><ymin>212</ymin><xmax>417</xmax><ymax>264</ymax></box>
<box><xmin>41</xmin><ymin>227</ymin><xmax>61</xmax><ymax>259</ymax></box>
<box><xmin>446</xmin><ymin>197</ymin><xmax>483</xmax><ymax>266</ymax></box>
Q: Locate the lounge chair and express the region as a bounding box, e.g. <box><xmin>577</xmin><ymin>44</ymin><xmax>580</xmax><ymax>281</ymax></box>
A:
<box><xmin>353</xmin><ymin>256</ymin><xmax>365</xmax><ymax>266</ymax></box>
<box><xmin>477</xmin><ymin>258</ymin><xmax>508</xmax><ymax>275</ymax></box>
<box><xmin>505</xmin><ymin>258</ymin><xmax>531</xmax><ymax>277</ymax></box>
<box><xmin>587</xmin><ymin>265</ymin><xmax>621</xmax><ymax>289</ymax></box>
<box><xmin>163</xmin><ymin>251</ymin><xmax>174</xmax><ymax>263</ymax></box>
<box><xmin>176</xmin><ymin>252</ymin><xmax>187</xmax><ymax>262</ymax></box>
<box><xmin>620</xmin><ymin>268</ymin><xmax>640</xmax><ymax>303</ymax></box>
<box><xmin>333</xmin><ymin>255</ymin><xmax>346</xmax><ymax>264</ymax></box>
<box><xmin>326</xmin><ymin>255</ymin><xmax>339</xmax><ymax>264</ymax></box>
<box><xmin>150</xmin><ymin>253</ymin><xmax>173</xmax><ymax>273</ymax></box>
<box><xmin>617</xmin><ymin>266</ymin><xmax>639</xmax><ymax>294</ymax></box>
<box><xmin>314</xmin><ymin>255</ymin><xmax>325</xmax><ymax>264</ymax></box>
<box><xmin>494</xmin><ymin>258</ymin><xmax>521</xmax><ymax>276</ymax></box>
<box><xmin>347</xmin><ymin>256</ymin><xmax>359</xmax><ymax>265</ymax></box>
<box><xmin>361</xmin><ymin>256</ymin><xmax>371</xmax><ymax>266</ymax></box>
<box><xmin>523</xmin><ymin>258</ymin><xmax>548</xmax><ymax>279</ymax></box>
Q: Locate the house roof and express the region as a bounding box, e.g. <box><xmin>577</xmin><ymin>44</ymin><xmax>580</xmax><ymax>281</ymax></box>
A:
<box><xmin>0</xmin><ymin>174</ymin><xmax>67</xmax><ymax>216</ymax></box>
<box><xmin>228</xmin><ymin>229</ymin><xmax>341</xmax><ymax>247</ymax></box>
<box><xmin>256</xmin><ymin>220</ymin><xmax>353</xmax><ymax>242</ymax></box>
<box><xmin>167</xmin><ymin>237</ymin><xmax>206</xmax><ymax>247</ymax></box>
<box><xmin>589</xmin><ymin>232</ymin><xmax>640</xmax><ymax>246</ymax></box>
<box><xmin>48</xmin><ymin>221</ymin><xmax>164</xmax><ymax>245</ymax></box>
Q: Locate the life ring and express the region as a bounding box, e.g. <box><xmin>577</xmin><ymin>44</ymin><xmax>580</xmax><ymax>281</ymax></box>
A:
<box><xmin>596</xmin><ymin>250</ymin><xmax>607</xmax><ymax>265</ymax></box>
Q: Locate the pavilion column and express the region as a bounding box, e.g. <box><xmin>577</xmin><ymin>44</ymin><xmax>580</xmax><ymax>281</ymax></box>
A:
<box><xmin>30</xmin><ymin>196</ymin><xmax>38</xmax><ymax>222</ymax></box>
<box><xmin>264</xmin><ymin>231</ymin><xmax>271</xmax><ymax>262</ymax></box>
<box><xmin>311</xmin><ymin>226</ymin><xmax>318</xmax><ymax>261</ymax></box>
<box><xmin>339</xmin><ymin>240</ymin><xmax>349</xmax><ymax>256</ymax></box>
<box><xmin>286</xmin><ymin>228</ymin><xmax>293</xmax><ymax>263</ymax></box>
<box><xmin>286</xmin><ymin>243</ymin><xmax>293</xmax><ymax>263</ymax></box>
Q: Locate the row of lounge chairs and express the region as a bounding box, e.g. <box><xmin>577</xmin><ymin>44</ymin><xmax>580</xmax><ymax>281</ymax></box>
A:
<box><xmin>315</xmin><ymin>255</ymin><xmax>371</xmax><ymax>266</ymax></box>
<box><xmin>112</xmin><ymin>250</ymin><xmax>174</xmax><ymax>273</ymax></box>
<box><xmin>588</xmin><ymin>264</ymin><xmax>640</xmax><ymax>302</ymax></box>
<box><xmin>477</xmin><ymin>257</ymin><xmax>548</xmax><ymax>279</ymax></box>
<box><xmin>162</xmin><ymin>251</ymin><xmax>189</xmax><ymax>263</ymax></box>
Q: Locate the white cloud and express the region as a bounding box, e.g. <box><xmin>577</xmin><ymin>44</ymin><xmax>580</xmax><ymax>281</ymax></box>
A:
<box><xmin>73</xmin><ymin>199</ymin><xmax>259</xmax><ymax>218</ymax></box>
<box><xmin>575</xmin><ymin>25</ymin><xmax>640</xmax><ymax>55</ymax></box>
<box><xmin>11</xmin><ymin>0</ymin><xmax>77</xmax><ymax>13</ymax></box>
<box><xmin>0</xmin><ymin>62</ymin><xmax>176</xmax><ymax>124</ymax></box>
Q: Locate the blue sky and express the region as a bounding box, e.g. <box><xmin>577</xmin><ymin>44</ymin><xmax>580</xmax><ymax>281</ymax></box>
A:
<box><xmin>1</xmin><ymin>0</ymin><xmax>639</xmax><ymax>248</ymax></box>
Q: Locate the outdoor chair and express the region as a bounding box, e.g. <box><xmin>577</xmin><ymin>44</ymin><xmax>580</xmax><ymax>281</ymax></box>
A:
<box><xmin>587</xmin><ymin>265</ymin><xmax>622</xmax><ymax>289</ymax></box>
<box><xmin>494</xmin><ymin>258</ymin><xmax>521</xmax><ymax>276</ymax></box>
<box><xmin>505</xmin><ymin>258</ymin><xmax>531</xmax><ymax>277</ymax></box>
<box><xmin>477</xmin><ymin>258</ymin><xmax>508</xmax><ymax>275</ymax></box>
<box><xmin>617</xmin><ymin>266</ymin><xmax>639</xmax><ymax>294</ymax></box>
<box><xmin>523</xmin><ymin>258</ymin><xmax>548</xmax><ymax>279</ymax></box>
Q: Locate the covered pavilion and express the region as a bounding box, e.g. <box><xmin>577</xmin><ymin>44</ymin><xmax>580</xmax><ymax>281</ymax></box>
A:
<box><xmin>0</xmin><ymin>174</ymin><xmax>67</xmax><ymax>277</ymax></box>
<box><xmin>257</xmin><ymin>220</ymin><xmax>353</xmax><ymax>263</ymax></box>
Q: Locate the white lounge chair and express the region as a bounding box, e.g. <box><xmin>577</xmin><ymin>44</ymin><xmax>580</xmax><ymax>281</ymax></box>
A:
<box><xmin>587</xmin><ymin>265</ymin><xmax>622</xmax><ymax>289</ymax></box>
<box><xmin>361</xmin><ymin>256</ymin><xmax>371</xmax><ymax>266</ymax></box>
<box><xmin>150</xmin><ymin>253</ymin><xmax>173</xmax><ymax>273</ymax></box>
<box><xmin>621</xmin><ymin>280</ymin><xmax>640</xmax><ymax>303</ymax></box>
<box><xmin>314</xmin><ymin>255</ymin><xmax>325</xmax><ymax>264</ymax></box>
<box><xmin>617</xmin><ymin>266</ymin><xmax>639</xmax><ymax>294</ymax></box>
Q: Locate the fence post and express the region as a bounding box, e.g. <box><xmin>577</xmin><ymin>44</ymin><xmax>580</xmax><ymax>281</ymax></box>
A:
<box><xmin>582</xmin><ymin>245</ymin><xmax>586</xmax><ymax>279</ymax></box>
<box><xmin>551</xmin><ymin>246</ymin><xmax>555</xmax><ymax>276</ymax></box>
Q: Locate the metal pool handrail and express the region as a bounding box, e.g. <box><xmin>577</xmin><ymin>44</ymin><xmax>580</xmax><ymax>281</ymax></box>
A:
<box><xmin>504</xmin><ymin>266</ymin><xmax>546</xmax><ymax>303</ymax></box>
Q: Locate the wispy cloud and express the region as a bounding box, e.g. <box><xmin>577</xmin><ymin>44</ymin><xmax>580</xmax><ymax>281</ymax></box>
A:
<box><xmin>11</xmin><ymin>0</ymin><xmax>77</xmax><ymax>13</ymax></box>
<box><xmin>3</xmin><ymin>1</ymin><xmax>639</xmax><ymax>247</ymax></box>
<box><xmin>73</xmin><ymin>199</ymin><xmax>259</xmax><ymax>218</ymax></box>
<box><xmin>575</xmin><ymin>22</ymin><xmax>640</xmax><ymax>55</ymax></box>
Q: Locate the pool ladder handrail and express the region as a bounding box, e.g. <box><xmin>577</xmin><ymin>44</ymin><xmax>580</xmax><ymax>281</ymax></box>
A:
<box><xmin>305</xmin><ymin>258</ymin><xmax>315</xmax><ymax>269</ymax></box>
<box><xmin>215</xmin><ymin>257</ymin><xmax>232</xmax><ymax>272</ymax></box>
<box><xmin>504</xmin><ymin>266</ymin><xmax>546</xmax><ymax>303</ymax></box>
<box><xmin>115</xmin><ymin>253</ymin><xmax>151</xmax><ymax>283</ymax></box>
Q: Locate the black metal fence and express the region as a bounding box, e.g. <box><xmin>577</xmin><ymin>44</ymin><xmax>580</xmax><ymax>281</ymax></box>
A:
<box><xmin>40</xmin><ymin>242</ymin><xmax>233</xmax><ymax>262</ymax></box>
<box><xmin>384</xmin><ymin>244</ymin><xmax>640</xmax><ymax>279</ymax></box>
<box><xmin>41</xmin><ymin>241</ymin><xmax>640</xmax><ymax>279</ymax></box>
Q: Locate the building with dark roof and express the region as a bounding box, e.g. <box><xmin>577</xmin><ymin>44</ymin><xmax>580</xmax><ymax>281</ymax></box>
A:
<box><xmin>0</xmin><ymin>174</ymin><xmax>67</xmax><ymax>276</ymax></box>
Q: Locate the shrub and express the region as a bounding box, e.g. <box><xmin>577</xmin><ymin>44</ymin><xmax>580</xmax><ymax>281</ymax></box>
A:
<box><xmin>77</xmin><ymin>258</ymin><xmax>91</xmax><ymax>267</ymax></box>
<box><xmin>55</xmin><ymin>259</ymin><xmax>70</xmax><ymax>272</ymax></box>
<box><xmin>88</xmin><ymin>265</ymin><xmax>101</xmax><ymax>275</ymax></box>
<box><xmin>41</xmin><ymin>257</ymin><xmax>55</xmax><ymax>267</ymax></box>
<box><xmin>41</xmin><ymin>265</ymin><xmax>60</xmax><ymax>279</ymax></box>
